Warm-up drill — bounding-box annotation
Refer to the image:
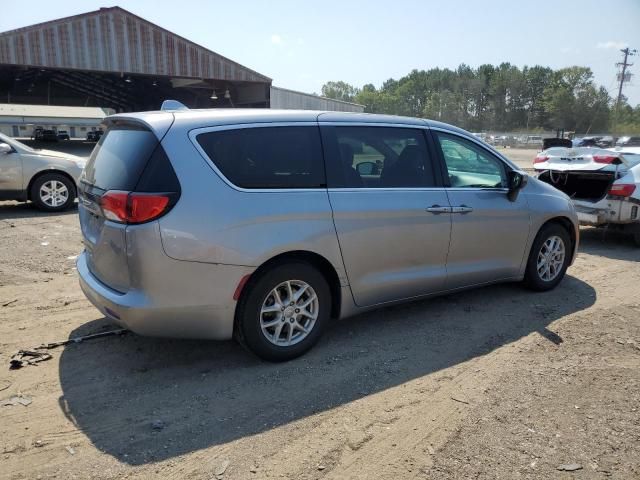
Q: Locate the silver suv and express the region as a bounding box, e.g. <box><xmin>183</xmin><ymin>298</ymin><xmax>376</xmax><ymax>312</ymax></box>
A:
<box><xmin>77</xmin><ymin>107</ymin><xmax>579</xmax><ymax>361</ymax></box>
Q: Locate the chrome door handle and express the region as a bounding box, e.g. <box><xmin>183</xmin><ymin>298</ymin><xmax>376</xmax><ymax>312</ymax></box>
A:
<box><xmin>451</xmin><ymin>205</ymin><xmax>474</xmax><ymax>214</ymax></box>
<box><xmin>426</xmin><ymin>205</ymin><xmax>452</xmax><ymax>214</ymax></box>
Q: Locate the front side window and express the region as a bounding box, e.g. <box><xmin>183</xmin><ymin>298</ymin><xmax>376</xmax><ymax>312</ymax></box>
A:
<box><xmin>435</xmin><ymin>132</ymin><xmax>507</xmax><ymax>188</ymax></box>
<box><xmin>196</xmin><ymin>126</ymin><xmax>324</xmax><ymax>189</ymax></box>
<box><xmin>322</xmin><ymin>126</ymin><xmax>436</xmax><ymax>188</ymax></box>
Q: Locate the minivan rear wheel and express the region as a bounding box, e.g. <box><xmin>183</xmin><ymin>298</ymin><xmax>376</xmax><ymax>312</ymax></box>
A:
<box><xmin>524</xmin><ymin>223</ymin><xmax>571</xmax><ymax>291</ymax></box>
<box><xmin>31</xmin><ymin>173</ymin><xmax>76</xmax><ymax>212</ymax></box>
<box><xmin>236</xmin><ymin>262</ymin><xmax>331</xmax><ymax>361</ymax></box>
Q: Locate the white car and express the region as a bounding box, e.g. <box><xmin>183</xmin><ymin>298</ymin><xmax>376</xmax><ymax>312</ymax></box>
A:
<box><xmin>0</xmin><ymin>132</ymin><xmax>86</xmax><ymax>211</ymax></box>
<box><xmin>534</xmin><ymin>146</ymin><xmax>640</xmax><ymax>246</ymax></box>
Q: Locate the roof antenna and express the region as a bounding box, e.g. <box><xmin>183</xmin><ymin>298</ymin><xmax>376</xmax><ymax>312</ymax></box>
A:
<box><xmin>161</xmin><ymin>99</ymin><xmax>189</xmax><ymax>111</ymax></box>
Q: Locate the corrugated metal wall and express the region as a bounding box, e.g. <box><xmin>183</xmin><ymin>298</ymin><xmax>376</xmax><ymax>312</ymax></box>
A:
<box><xmin>0</xmin><ymin>7</ymin><xmax>269</xmax><ymax>83</ymax></box>
<box><xmin>270</xmin><ymin>87</ymin><xmax>364</xmax><ymax>112</ymax></box>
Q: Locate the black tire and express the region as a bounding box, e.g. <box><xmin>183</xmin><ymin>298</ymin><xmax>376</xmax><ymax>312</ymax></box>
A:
<box><xmin>235</xmin><ymin>262</ymin><xmax>331</xmax><ymax>361</ymax></box>
<box><xmin>30</xmin><ymin>173</ymin><xmax>76</xmax><ymax>212</ymax></box>
<box><xmin>633</xmin><ymin>232</ymin><xmax>640</xmax><ymax>248</ymax></box>
<box><xmin>524</xmin><ymin>223</ymin><xmax>571</xmax><ymax>291</ymax></box>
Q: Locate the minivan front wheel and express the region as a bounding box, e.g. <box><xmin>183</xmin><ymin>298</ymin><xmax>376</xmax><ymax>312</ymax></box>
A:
<box><xmin>31</xmin><ymin>173</ymin><xmax>76</xmax><ymax>212</ymax></box>
<box><xmin>524</xmin><ymin>223</ymin><xmax>571</xmax><ymax>291</ymax></box>
<box><xmin>236</xmin><ymin>262</ymin><xmax>331</xmax><ymax>361</ymax></box>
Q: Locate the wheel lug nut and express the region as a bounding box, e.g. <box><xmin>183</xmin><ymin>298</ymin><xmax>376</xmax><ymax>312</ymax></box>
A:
<box><xmin>295</xmin><ymin>308</ymin><xmax>299</xmax><ymax>313</ymax></box>
<box><xmin>289</xmin><ymin>319</ymin><xmax>294</xmax><ymax>323</ymax></box>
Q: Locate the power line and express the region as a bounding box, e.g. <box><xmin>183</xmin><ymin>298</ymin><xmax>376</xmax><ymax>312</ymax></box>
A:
<box><xmin>616</xmin><ymin>47</ymin><xmax>637</xmax><ymax>109</ymax></box>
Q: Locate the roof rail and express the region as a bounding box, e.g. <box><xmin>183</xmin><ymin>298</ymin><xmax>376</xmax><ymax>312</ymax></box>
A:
<box><xmin>160</xmin><ymin>100</ymin><xmax>189</xmax><ymax>111</ymax></box>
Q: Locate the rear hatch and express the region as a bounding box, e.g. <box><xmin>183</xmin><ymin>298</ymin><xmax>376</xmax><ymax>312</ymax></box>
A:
<box><xmin>78</xmin><ymin>117</ymin><xmax>179</xmax><ymax>293</ymax></box>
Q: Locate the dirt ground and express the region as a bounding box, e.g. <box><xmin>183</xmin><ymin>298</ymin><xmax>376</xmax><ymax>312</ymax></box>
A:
<box><xmin>0</xmin><ymin>193</ymin><xmax>639</xmax><ymax>479</ymax></box>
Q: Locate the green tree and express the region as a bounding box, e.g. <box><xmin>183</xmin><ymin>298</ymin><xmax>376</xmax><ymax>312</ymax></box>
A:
<box><xmin>321</xmin><ymin>81</ymin><xmax>359</xmax><ymax>102</ymax></box>
<box><xmin>324</xmin><ymin>63</ymin><xmax>630</xmax><ymax>134</ymax></box>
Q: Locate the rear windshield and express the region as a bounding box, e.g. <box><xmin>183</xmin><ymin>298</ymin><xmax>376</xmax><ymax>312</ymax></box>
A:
<box><xmin>83</xmin><ymin>125</ymin><xmax>159</xmax><ymax>190</ymax></box>
<box><xmin>196</xmin><ymin>126</ymin><xmax>325</xmax><ymax>189</ymax></box>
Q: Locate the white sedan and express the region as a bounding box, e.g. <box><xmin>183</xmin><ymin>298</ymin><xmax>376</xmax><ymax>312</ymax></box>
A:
<box><xmin>534</xmin><ymin>146</ymin><xmax>640</xmax><ymax>246</ymax></box>
<box><xmin>0</xmin><ymin>133</ymin><xmax>86</xmax><ymax>211</ymax></box>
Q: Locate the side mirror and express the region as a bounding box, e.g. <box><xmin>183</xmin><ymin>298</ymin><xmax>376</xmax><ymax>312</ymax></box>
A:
<box><xmin>507</xmin><ymin>170</ymin><xmax>527</xmax><ymax>201</ymax></box>
<box><xmin>356</xmin><ymin>161</ymin><xmax>376</xmax><ymax>176</ymax></box>
<box><xmin>0</xmin><ymin>143</ymin><xmax>13</xmax><ymax>154</ymax></box>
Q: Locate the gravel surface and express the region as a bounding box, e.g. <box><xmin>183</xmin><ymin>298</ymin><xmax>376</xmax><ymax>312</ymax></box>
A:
<box><xmin>0</xmin><ymin>200</ymin><xmax>638</xmax><ymax>480</ymax></box>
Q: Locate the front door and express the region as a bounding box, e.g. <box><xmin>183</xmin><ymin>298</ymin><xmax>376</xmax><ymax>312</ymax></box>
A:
<box><xmin>321</xmin><ymin>124</ymin><xmax>451</xmax><ymax>307</ymax></box>
<box><xmin>0</xmin><ymin>145</ymin><xmax>21</xmax><ymax>196</ymax></box>
<box><xmin>432</xmin><ymin>131</ymin><xmax>530</xmax><ymax>289</ymax></box>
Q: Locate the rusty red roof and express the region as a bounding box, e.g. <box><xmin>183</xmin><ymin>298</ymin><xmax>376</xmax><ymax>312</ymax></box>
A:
<box><xmin>0</xmin><ymin>6</ymin><xmax>270</xmax><ymax>83</ymax></box>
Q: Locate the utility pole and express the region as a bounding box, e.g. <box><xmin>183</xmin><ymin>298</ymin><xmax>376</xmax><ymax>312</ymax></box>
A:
<box><xmin>616</xmin><ymin>47</ymin><xmax>636</xmax><ymax>110</ymax></box>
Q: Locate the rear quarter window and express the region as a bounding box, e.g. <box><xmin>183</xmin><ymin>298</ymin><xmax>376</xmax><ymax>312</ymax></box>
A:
<box><xmin>196</xmin><ymin>126</ymin><xmax>325</xmax><ymax>189</ymax></box>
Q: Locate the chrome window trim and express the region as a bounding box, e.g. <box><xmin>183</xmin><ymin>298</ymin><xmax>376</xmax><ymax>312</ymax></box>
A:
<box><xmin>188</xmin><ymin>121</ymin><xmax>507</xmax><ymax>194</ymax></box>
<box><xmin>327</xmin><ymin>187</ymin><xmax>447</xmax><ymax>193</ymax></box>
<box><xmin>188</xmin><ymin>122</ymin><xmax>327</xmax><ymax>194</ymax></box>
<box><xmin>318</xmin><ymin>121</ymin><xmax>430</xmax><ymax>129</ymax></box>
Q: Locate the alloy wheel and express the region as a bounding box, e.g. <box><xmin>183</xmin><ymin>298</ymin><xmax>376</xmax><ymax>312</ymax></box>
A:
<box><xmin>40</xmin><ymin>180</ymin><xmax>69</xmax><ymax>208</ymax></box>
<box><xmin>259</xmin><ymin>280</ymin><xmax>319</xmax><ymax>347</ymax></box>
<box><xmin>537</xmin><ymin>235</ymin><xmax>565</xmax><ymax>282</ymax></box>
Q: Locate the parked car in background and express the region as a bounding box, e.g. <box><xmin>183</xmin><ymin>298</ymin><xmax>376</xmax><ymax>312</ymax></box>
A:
<box><xmin>32</xmin><ymin>127</ymin><xmax>44</xmax><ymax>140</ymax></box>
<box><xmin>77</xmin><ymin>105</ymin><xmax>579</xmax><ymax>361</ymax></box>
<box><xmin>39</xmin><ymin>130</ymin><xmax>59</xmax><ymax>142</ymax></box>
<box><xmin>616</xmin><ymin>136</ymin><xmax>640</xmax><ymax>147</ymax></box>
<box><xmin>534</xmin><ymin>146</ymin><xmax>640</xmax><ymax>246</ymax></box>
<box><xmin>573</xmin><ymin>136</ymin><xmax>615</xmax><ymax>148</ymax></box>
<box><xmin>57</xmin><ymin>130</ymin><xmax>70</xmax><ymax>140</ymax></box>
<box><xmin>493</xmin><ymin>135</ymin><xmax>516</xmax><ymax>148</ymax></box>
<box><xmin>523</xmin><ymin>135</ymin><xmax>543</xmax><ymax>147</ymax></box>
<box><xmin>596</xmin><ymin>136</ymin><xmax>615</xmax><ymax>148</ymax></box>
<box><xmin>86</xmin><ymin>130</ymin><xmax>103</xmax><ymax>142</ymax></box>
<box><xmin>0</xmin><ymin>132</ymin><xmax>85</xmax><ymax>211</ymax></box>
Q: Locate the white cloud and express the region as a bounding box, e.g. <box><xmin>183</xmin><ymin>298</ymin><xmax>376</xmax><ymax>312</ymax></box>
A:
<box><xmin>271</xmin><ymin>34</ymin><xmax>284</xmax><ymax>46</ymax></box>
<box><xmin>596</xmin><ymin>40</ymin><xmax>628</xmax><ymax>50</ymax></box>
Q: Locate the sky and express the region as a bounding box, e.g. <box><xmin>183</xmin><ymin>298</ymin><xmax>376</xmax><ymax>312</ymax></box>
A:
<box><xmin>2</xmin><ymin>0</ymin><xmax>640</xmax><ymax>104</ymax></box>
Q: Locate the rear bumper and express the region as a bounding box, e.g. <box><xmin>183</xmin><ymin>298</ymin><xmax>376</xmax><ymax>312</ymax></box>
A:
<box><xmin>574</xmin><ymin>198</ymin><xmax>640</xmax><ymax>226</ymax></box>
<box><xmin>77</xmin><ymin>251</ymin><xmax>252</xmax><ymax>340</ymax></box>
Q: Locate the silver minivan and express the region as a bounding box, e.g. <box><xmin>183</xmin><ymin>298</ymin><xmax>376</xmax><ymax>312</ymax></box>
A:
<box><xmin>77</xmin><ymin>107</ymin><xmax>579</xmax><ymax>361</ymax></box>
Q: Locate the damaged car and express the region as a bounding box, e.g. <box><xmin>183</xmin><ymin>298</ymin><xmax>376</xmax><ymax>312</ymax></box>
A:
<box><xmin>534</xmin><ymin>147</ymin><xmax>640</xmax><ymax>246</ymax></box>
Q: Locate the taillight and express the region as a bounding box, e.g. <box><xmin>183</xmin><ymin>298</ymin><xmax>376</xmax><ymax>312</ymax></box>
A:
<box><xmin>608</xmin><ymin>184</ymin><xmax>636</xmax><ymax>197</ymax></box>
<box><xmin>534</xmin><ymin>154</ymin><xmax>549</xmax><ymax>164</ymax></box>
<box><xmin>593</xmin><ymin>155</ymin><xmax>618</xmax><ymax>164</ymax></box>
<box><xmin>101</xmin><ymin>191</ymin><xmax>128</xmax><ymax>222</ymax></box>
<box><xmin>101</xmin><ymin>190</ymin><xmax>173</xmax><ymax>223</ymax></box>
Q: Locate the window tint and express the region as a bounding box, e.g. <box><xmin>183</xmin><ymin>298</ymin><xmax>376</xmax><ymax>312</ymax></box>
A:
<box><xmin>83</xmin><ymin>125</ymin><xmax>160</xmax><ymax>191</ymax></box>
<box><xmin>435</xmin><ymin>133</ymin><xmax>507</xmax><ymax>188</ymax></box>
<box><xmin>196</xmin><ymin>126</ymin><xmax>324</xmax><ymax>189</ymax></box>
<box><xmin>322</xmin><ymin>126</ymin><xmax>436</xmax><ymax>188</ymax></box>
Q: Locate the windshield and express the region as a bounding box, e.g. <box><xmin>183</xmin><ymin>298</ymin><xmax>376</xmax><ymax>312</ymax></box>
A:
<box><xmin>0</xmin><ymin>132</ymin><xmax>35</xmax><ymax>153</ymax></box>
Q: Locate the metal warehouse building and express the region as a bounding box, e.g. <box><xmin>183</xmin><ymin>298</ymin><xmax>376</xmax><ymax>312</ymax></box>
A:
<box><xmin>270</xmin><ymin>86</ymin><xmax>363</xmax><ymax>112</ymax></box>
<box><xmin>0</xmin><ymin>6</ymin><xmax>362</xmax><ymax>129</ymax></box>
